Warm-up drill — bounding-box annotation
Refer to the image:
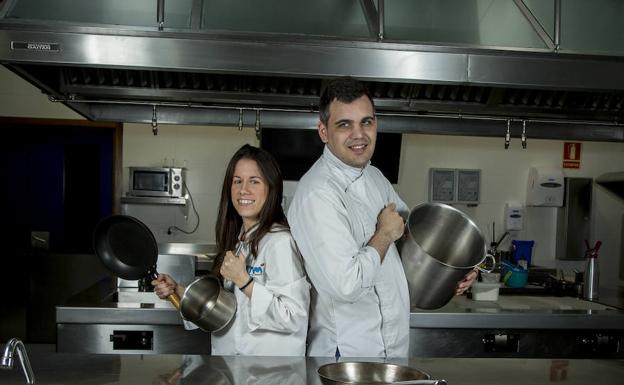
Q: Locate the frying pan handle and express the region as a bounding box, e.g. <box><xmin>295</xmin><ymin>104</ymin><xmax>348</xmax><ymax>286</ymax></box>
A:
<box><xmin>168</xmin><ymin>293</ymin><xmax>181</xmax><ymax>310</ymax></box>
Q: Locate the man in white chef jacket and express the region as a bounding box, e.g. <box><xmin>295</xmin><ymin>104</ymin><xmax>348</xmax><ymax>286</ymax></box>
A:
<box><xmin>287</xmin><ymin>76</ymin><xmax>476</xmax><ymax>358</ymax></box>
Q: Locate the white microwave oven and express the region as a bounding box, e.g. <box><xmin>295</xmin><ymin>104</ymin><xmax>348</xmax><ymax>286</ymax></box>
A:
<box><xmin>128</xmin><ymin>167</ymin><xmax>184</xmax><ymax>198</ymax></box>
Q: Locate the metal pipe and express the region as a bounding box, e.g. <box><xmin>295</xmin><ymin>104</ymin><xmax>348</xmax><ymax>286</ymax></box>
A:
<box><xmin>46</xmin><ymin>96</ymin><xmax>623</xmax><ymax>128</ymax></box>
<box><xmin>513</xmin><ymin>0</ymin><xmax>555</xmax><ymax>50</ymax></box>
<box><xmin>1</xmin><ymin>338</ymin><xmax>35</xmax><ymax>385</ymax></box>
<box><xmin>554</xmin><ymin>0</ymin><xmax>561</xmax><ymax>51</ymax></box>
<box><xmin>190</xmin><ymin>0</ymin><xmax>203</xmax><ymax>30</ymax></box>
<box><xmin>151</xmin><ymin>105</ymin><xmax>158</xmax><ymax>135</ymax></box>
<box><xmin>0</xmin><ymin>0</ymin><xmax>18</xmax><ymax>19</ymax></box>
<box><xmin>255</xmin><ymin>109</ymin><xmax>261</xmax><ymax>140</ymax></box>
<box><xmin>378</xmin><ymin>0</ymin><xmax>385</xmax><ymax>41</ymax></box>
<box><xmin>505</xmin><ymin>120</ymin><xmax>511</xmax><ymax>149</ymax></box>
<box><xmin>378</xmin><ymin>111</ymin><xmax>623</xmax><ymax>128</ymax></box>
<box><xmin>359</xmin><ymin>0</ymin><xmax>380</xmax><ymax>40</ymax></box>
<box><xmin>157</xmin><ymin>0</ymin><xmax>165</xmax><ymax>31</ymax></box>
<box><xmin>521</xmin><ymin>120</ymin><xmax>527</xmax><ymax>149</ymax></box>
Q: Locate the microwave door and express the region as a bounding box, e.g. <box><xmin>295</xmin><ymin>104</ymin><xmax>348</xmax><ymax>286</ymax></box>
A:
<box><xmin>130</xmin><ymin>169</ymin><xmax>170</xmax><ymax>197</ymax></box>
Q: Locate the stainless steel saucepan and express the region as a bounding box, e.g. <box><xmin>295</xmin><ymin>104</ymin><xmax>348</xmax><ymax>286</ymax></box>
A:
<box><xmin>317</xmin><ymin>362</ymin><xmax>447</xmax><ymax>385</ymax></box>
<box><xmin>180</xmin><ymin>274</ymin><xmax>236</xmax><ymax>332</ymax></box>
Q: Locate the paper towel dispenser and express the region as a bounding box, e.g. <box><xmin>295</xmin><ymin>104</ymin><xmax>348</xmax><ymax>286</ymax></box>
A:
<box><xmin>526</xmin><ymin>167</ymin><xmax>564</xmax><ymax>206</ymax></box>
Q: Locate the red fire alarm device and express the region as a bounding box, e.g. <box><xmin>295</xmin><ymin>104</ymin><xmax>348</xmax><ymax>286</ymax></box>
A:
<box><xmin>563</xmin><ymin>142</ymin><xmax>581</xmax><ymax>169</ymax></box>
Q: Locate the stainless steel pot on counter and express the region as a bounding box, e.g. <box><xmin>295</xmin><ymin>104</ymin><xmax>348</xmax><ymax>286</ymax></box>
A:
<box><xmin>401</xmin><ymin>203</ymin><xmax>494</xmax><ymax>310</ymax></box>
<box><xmin>317</xmin><ymin>362</ymin><xmax>446</xmax><ymax>385</ymax></box>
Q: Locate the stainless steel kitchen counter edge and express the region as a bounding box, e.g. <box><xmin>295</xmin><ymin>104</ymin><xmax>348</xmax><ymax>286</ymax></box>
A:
<box><xmin>56</xmin><ymin>304</ymin><xmax>184</xmax><ymax>324</ymax></box>
<box><xmin>409</xmin><ymin>309</ymin><xmax>624</xmax><ymax>329</ymax></box>
<box><xmin>2</xmin><ymin>349</ymin><xmax>624</xmax><ymax>385</ymax></box>
<box><xmin>56</xmin><ymin>302</ymin><xmax>624</xmax><ymax>329</ymax></box>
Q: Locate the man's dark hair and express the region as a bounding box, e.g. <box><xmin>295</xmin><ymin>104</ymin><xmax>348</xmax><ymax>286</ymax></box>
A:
<box><xmin>319</xmin><ymin>76</ymin><xmax>375</xmax><ymax>125</ymax></box>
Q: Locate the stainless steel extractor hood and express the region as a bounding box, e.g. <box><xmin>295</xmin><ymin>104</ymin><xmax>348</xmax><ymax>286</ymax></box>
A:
<box><xmin>1</xmin><ymin>0</ymin><xmax>623</xmax><ymax>141</ymax></box>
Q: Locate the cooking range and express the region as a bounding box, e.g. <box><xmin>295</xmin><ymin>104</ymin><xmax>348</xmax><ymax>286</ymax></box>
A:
<box><xmin>56</xmin><ymin>243</ymin><xmax>216</xmax><ymax>354</ymax></box>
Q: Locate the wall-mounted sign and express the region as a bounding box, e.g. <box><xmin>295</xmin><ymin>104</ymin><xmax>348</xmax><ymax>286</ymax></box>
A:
<box><xmin>563</xmin><ymin>142</ymin><xmax>581</xmax><ymax>169</ymax></box>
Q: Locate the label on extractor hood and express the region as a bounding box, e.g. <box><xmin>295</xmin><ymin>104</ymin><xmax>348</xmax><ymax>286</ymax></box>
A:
<box><xmin>11</xmin><ymin>41</ymin><xmax>60</xmax><ymax>52</ymax></box>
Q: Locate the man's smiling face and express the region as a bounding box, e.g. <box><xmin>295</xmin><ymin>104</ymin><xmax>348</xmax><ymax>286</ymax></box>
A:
<box><xmin>318</xmin><ymin>94</ymin><xmax>377</xmax><ymax>169</ymax></box>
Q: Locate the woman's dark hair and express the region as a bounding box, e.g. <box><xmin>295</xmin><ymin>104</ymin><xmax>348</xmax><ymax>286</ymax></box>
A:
<box><xmin>212</xmin><ymin>144</ymin><xmax>288</xmax><ymax>279</ymax></box>
<box><xmin>319</xmin><ymin>76</ymin><xmax>375</xmax><ymax>126</ymax></box>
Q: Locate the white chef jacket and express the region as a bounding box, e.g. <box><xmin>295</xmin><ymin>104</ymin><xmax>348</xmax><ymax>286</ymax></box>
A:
<box><xmin>287</xmin><ymin>146</ymin><xmax>410</xmax><ymax>357</ymax></box>
<box><xmin>189</xmin><ymin>225</ymin><xmax>310</xmax><ymax>356</ymax></box>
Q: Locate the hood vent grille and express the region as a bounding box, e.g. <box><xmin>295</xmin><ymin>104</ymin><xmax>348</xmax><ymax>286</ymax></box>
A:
<box><xmin>62</xmin><ymin>67</ymin><xmax>322</xmax><ymax>96</ymax></box>
<box><xmin>44</xmin><ymin>65</ymin><xmax>622</xmax><ymax>120</ymax></box>
<box><xmin>501</xmin><ymin>89</ymin><xmax>624</xmax><ymax>113</ymax></box>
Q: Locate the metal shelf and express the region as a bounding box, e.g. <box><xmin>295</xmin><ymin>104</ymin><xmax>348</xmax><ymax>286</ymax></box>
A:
<box><xmin>120</xmin><ymin>196</ymin><xmax>187</xmax><ymax>205</ymax></box>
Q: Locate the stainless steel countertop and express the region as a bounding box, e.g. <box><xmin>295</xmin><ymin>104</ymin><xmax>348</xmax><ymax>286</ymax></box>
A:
<box><xmin>2</xmin><ymin>347</ymin><xmax>624</xmax><ymax>385</ymax></box>
<box><xmin>410</xmin><ymin>295</ymin><xmax>624</xmax><ymax>329</ymax></box>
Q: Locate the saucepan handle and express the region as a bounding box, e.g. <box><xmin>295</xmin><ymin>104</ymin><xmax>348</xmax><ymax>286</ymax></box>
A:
<box><xmin>168</xmin><ymin>293</ymin><xmax>181</xmax><ymax>310</ymax></box>
<box><xmin>475</xmin><ymin>254</ymin><xmax>496</xmax><ymax>273</ymax></box>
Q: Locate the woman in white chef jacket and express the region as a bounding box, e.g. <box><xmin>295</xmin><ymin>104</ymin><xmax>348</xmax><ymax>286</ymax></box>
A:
<box><xmin>152</xmin><ymin>144</ymin><xmax>310</xmax><ymax>356</ymax></box>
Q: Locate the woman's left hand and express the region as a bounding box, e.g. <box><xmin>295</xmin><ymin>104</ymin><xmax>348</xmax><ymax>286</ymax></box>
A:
<box><xmin>220</xmin><ymin>250</ymin><xmax>251</xmax><ymax>288</ymax></box>
<box><xmin>455</xmin><ymin>269</ymin><xmax>478</xmax><ymax>295</ymax></box>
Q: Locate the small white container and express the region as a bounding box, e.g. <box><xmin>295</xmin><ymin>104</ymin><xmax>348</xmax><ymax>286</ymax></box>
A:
<box><xmin>480</xmin><ymin>272</ymin><xmax>500</xmax><ymax>283</ymax></box>
<box><xmin>471</xmin><ymin>282</ymin><xmax>501</xmax><ymax>301</ymax></box>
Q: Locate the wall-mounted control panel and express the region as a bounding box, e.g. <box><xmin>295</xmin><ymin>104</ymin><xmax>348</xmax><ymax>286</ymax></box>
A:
<box><xmin>429</xmin><ymin>168</ymin><xmax>456</xmax><ymax>203</ymax></box>
<box><xmin>429</xmin><ymin>168</ymin><xmax>481</xmax><ymax>205</ymax></box>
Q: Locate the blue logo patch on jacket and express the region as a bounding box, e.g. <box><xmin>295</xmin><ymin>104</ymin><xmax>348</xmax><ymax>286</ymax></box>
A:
<box><xmin>247</xmin><ymin>263</ymin><xmax>265</xmax><ymax>276</ymax></box>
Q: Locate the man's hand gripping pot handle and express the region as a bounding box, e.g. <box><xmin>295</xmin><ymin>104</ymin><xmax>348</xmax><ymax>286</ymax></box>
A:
<box><xmin>368</xmin><ymin>203</ymin><xmax>405</xmax><ymax>262</ymax></box>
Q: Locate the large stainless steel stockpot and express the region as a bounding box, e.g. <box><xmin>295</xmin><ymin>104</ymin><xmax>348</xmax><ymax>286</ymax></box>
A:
<box><xmin>317</xmin><ymin>362</ymin><xmax>446</xmax><ymax>385</ymax></box>
<box><xmin>180</xmin><ymin>274</ymin><xmax>236</xmax><ymax>332</ymax></box>
<box><xmin>401</xmin><ymin>203</ymin><xmax>494</xmax><ymax>310</ymax></box>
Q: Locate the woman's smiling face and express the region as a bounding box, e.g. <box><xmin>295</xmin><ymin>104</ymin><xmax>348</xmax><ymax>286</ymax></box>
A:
<box><xmin>231</xmin><ymin>158</ymin><xmax>268</xmax><ymax>229</ymax></box>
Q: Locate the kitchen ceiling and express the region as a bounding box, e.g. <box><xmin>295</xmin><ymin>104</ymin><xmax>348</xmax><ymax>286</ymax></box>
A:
<box><xmin>1</xmin><ymin>0</ymin><xmax>623</xmax><ymax>141</ymax></box>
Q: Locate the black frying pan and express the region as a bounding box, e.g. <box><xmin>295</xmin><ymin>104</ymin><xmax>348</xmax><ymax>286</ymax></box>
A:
<box><xmin>93</xmin><ymin>215</ymin><xmax>181</xmax><ymax>309</ymax></box>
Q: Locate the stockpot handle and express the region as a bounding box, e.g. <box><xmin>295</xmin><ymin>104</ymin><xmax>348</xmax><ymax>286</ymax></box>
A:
<box><xmin>393</xmin><ymin>380</ymin><xmax>448</xmax><ymax>385</ymax></box>
<box><xmin>475</xmin><ymin>254</ymin><xmax>496</xmax><ymax>273</ymax></box>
